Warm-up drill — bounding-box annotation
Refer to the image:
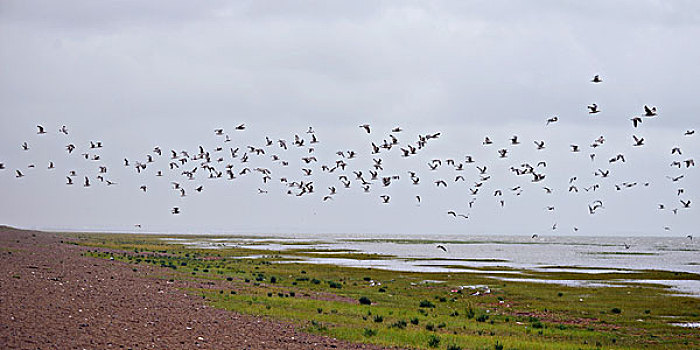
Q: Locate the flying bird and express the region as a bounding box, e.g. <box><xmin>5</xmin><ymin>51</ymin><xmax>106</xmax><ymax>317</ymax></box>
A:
<box><xmin>632</xmin><ymin>135</ymin><xmax>645</xmax><ymax>146</ymax></box>
<box><xmin>591</xmin><ymin>74</ymin><xmax>602</xmax><ymax>83</ymax></box>
<box><xmin>587</xmin><ymin>103</ymin><xmax>600</xmax><ymax>114</ymax></box>
<box><xmin>631</xmin><ymin>117</ymin><xmax>642</xmax><ymax>128</ymax></box>
<box><xmin>643</xmin><ymin>105</ymin><xmax>657</xmax><ymax>117</ymax></box>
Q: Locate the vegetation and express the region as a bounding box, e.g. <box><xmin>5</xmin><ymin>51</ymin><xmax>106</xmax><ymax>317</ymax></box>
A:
<box><xmin>70</xmin><ymin>233</ymin><xmax>700</xmax><ymax>350</ymax></box>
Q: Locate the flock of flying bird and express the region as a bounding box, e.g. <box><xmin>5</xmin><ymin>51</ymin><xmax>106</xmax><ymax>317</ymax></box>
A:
<box><xmin>1</xmin><ymin>74</ymin><xmax>696</xmax><ymax>239</ymax></box>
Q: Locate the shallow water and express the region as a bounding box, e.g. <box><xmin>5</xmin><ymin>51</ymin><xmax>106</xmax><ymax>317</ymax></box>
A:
<box><xmin>161</xmin><ymin>235</ymin><xmax>700</xmax><ymax>295</ymax></box>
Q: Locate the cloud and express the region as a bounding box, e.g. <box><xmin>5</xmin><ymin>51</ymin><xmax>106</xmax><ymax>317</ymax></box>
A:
<box><xmin>0</xmin><ymin>1</ymin><xmax>698</xmax><ymax>235</ymax></box>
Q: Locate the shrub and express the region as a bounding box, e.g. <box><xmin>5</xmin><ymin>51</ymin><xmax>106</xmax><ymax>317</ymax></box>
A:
<box><xmin>328</xmin><ymin>281</ymin><xmax>342</xmax><ymax>289</ymax></box>
<box><xmin>494</xmin><ymin>341</ymin><xmax>504</xmax><ymax>350</ymax></box>
<box><xmin>373</xmin><ymin>315</ymin><xmax>384</xmax><ymax>323</ymax></box>
<box><xmin>447</xmin><ymin>344</ymin><xmax>463</xmax><ymax>350</ymax></box>
<box><xmin>363</xmin><ymin>328</ymin><xmax>377</xmax><ymax>337</ymax></box>
<box><xmin>531</xmin><ymin>321</ymin><xmax>544</xmax><ymax>329</ymax></box>
<box><xmin>270</xmin><ymin>276</ymin><xmax>277</xmax><ymax>283</ymax></box>
<box><xmin>425</xmin><ymin>323</ymin><xmax>435</xmax><ymax>331</ymax></box>
<box><xmin>410</xmin><ymin>317</ymin><xmax>419</xmax><ymax>325</ymax></box>
<box><xmin>476</xmin><ymin>314</ymin><xmax>489</xmax><ymax>322</ymax></box>
<box><xmin>390</xmin><ymin>320</ymin><xmax>407</xmax><ymax>329</ymax></box>
<box><xmin>311</xmin><ymin>278</ymin><xmax>321</xmax><ymax>284</ymax></box>
<box><xmin>359</xmin><ymin>296</ymin><xmax>372</xmax><ymax>305</ymax></box>
<box><xmin>611</xmin><ymin>307</ymin><xmax>622</xmax><ymax>314</ymax></box>
<box><xmin>427</xmin><ymin>334</ymin><xmax>441</xmax><ymax>348</ymax></box>
<box><xmin>419</xmin><ymin>300</ymin><xmax>436</xmax><ymax>308</ymax></box>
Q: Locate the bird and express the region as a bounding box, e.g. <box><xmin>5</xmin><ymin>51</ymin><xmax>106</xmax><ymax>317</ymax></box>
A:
<box><xmin>359</xmin><ymin>124</ymin><xmax>371</xmax><ymax>134</ymax></box>
<box><xmin>631</xmin><ymin>117</ymin><xmax>643</xmax><ymax>128</ymax></box>
<box><xmin>667</xmin><ymin>175</ymin><xmax>684</xmax><ymax>182</ymax></box>
<box><xmin>534</xmin><ymin>140</ymin><xmax>545</xmax><ymax>150</ymax></box>
<box><xmin>66</xmin><ymin>176</ymin><xmax>73</xmax><ymax>185</ymax></box>
<box><xmin>15</xmin><ymin>170</ymin><xmax>24</xmax><ymax>178</ymax></box>
<box><xmin>632</xmin><ymin>135</ymin><xmax>644</xmax><ymax>146</ymax></box>
<box><xmin>436</xmin><ymin>245</ymin><xmax>447</xmax><ymax>252</ymax></box>
<box><xmin>643</xmin><ymin>105</ymin><xmax>657</xmax><ymax>117</ymax></box>
<box><xmin>83</xmin><ymin>177</ymin><xmax>90</xmax><ymax>187</ymax></box>
<box><xmin>171</xmin><ymin>207</ymin><xmax>180</xmax><ymax>214</ymax></box>
<box><xmin>587</xmin><ymin>103</ymin><xmax>600</xmax><ymax>114</ymax></box>
<box><xmin>685</xmin><ymin>130</ymin><xmax>695</xmax><ymax>136</ymax></box>
<box><xmin>59</xmin><ymin>125</ymin><xmax>69</xmax><ymax>134</ymax></box>
<box><xmin>379</xmin><ymin>195</ymin><xmax>390</xmax><ymax>203</ymax></box>
<box><xmin>591</xmin><ymin>74</ymin><xmax>602</xmax><ymax>83</ymax></box>
<box><xmin>37</xmin><ymin>125</ymin><xmax>46</xmax><ymax>134</ymax></box>
<box><xmin>235</xmin><ymin>123</ymin><xmax>246</xmax><ymax>130</ymax></box>
<box><xmin>680</xmin><ymin>200</ymin><xmax>691</xmax><ymax>208</ymax></box>
<box><xmin>546</xmin><ymin>116</ymin><xmax>558</xmax><ymax>126</ymax></box>
<box><xmin>21</xmin><ymin>142</ymin><xmax>29</xmax><ymax>151</ymax></box>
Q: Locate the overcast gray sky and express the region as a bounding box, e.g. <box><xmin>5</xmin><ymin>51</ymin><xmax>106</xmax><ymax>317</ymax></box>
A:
<box><xmin>0</xmin><ymin>1</ymin><xmax>697</xmax><ymax>236</ymax></box>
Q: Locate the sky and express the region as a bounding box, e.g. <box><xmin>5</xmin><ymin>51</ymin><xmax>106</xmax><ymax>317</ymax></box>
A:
<box><xmin>0</xmin><ymin>1</ymin><xmax>698</xmax><ymax>236</ymax></box>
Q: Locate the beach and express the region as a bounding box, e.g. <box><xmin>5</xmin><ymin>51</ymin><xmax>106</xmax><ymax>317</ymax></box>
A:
<box><xmin>0</xmin><ymin>226</ymin><xmax>391</xmax><ymax>349</ymax></box>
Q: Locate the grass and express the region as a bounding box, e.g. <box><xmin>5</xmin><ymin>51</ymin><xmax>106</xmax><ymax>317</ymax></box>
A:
<box><xmin>71</xmin><ymin>232</ymin><xmax>700</xmax><ymax>350</ymax></box>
